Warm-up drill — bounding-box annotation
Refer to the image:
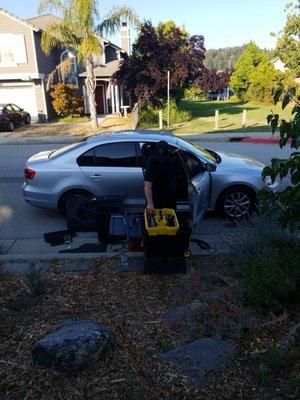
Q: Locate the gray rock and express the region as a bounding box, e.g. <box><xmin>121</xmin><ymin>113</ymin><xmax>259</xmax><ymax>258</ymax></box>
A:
<box><xmin>161</xmin><ymin>338</ymin><xmax>235</xmax><ymax>388</ymax></box>
<box><xmin>32</xmin><ymin>320</ymin><xmax>116</xmax><ymax>372</ymax></box>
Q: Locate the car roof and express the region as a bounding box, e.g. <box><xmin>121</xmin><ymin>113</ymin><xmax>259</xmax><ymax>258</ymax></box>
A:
<box><xmin>86</xmin><ymin>130</ymin><xmax>178</xmax><ymax>145</ymax></box>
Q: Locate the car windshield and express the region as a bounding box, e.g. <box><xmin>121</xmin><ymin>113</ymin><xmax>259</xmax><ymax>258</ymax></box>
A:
<box><xmin>177</xmin><ymin>137</ymin><xmax>217</xmax><ymax>163</ymax></box>
<box><xmin>49</xmin><ymin>140</ymin><xmax>87</xmax><ymax>158</ymax></box>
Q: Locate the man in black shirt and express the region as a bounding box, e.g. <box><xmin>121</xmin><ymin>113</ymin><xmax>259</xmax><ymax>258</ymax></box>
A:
<box><xmin>144</xmin><ymin>141</ymin><xmax>177</xmax><ymax>212</ymax></box>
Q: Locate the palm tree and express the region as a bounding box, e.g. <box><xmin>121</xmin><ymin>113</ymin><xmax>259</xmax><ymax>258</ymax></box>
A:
<box><xmin>38</xmin><ymin>0</ymin><xmax>139</xmax><ymax>129</ymax></box>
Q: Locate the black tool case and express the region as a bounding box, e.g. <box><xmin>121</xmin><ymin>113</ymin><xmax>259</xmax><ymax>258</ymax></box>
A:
<box><xmin>143</xmin><ymin>218</ymin><xmax>191</xmax><ymax>274</ymax></box>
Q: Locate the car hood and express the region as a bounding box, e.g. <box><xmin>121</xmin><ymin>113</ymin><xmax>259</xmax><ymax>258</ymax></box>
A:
<box><xmin>216</xmin><ymin>151</ymin><xmax>265</xmax><ymax>171</ymax></box>
<box><xmin>28</xmin><ymin>150</ymin><xmax>53</xmax><ymax>162</ymax></box>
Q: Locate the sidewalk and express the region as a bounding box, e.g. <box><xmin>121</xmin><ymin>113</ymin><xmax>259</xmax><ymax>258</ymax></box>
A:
<box><xmin>183</xmin><ymin>131</ymin><xmax>279</xmax><ymax>143</ymax></box>
<box><xmin>0</xmin><ymin>130</ymin><xmax>278</xmax><ymax>145</ymax></box>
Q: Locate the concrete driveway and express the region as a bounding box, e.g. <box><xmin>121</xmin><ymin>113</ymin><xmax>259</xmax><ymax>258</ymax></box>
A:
<box><xmin>0</xmin><ymin>140</ymin><xmax>292</xmax><ymax>258</ymax></box>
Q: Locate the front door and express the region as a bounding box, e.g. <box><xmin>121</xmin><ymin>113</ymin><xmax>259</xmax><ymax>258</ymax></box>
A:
<box><xmin>95</xmin><ymin>85</ymin><xmax>104</xmax><ymax>114</ymax></box>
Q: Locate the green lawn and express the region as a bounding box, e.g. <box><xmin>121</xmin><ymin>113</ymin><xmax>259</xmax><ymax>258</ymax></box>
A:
<box><xmin>139</xmin><ymin>98</ymin><xmax>293</xmax><ymax>135</ymax></box>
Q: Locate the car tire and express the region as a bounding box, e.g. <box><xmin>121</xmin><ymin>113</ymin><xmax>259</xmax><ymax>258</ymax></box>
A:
<box><xmin>8</xmin><ymin>121</ymin><xmax>15</xmax><ymax>132</ymax></box>
<box><xmin>58</xmin><ymin>189</ymin><xmax>94</xmax><ymax>214</ymax></box>
<box><xmin>216</xmin><ymin>186</ymin><xmax>256</xmax><ymax>220</ymax></box>
<box><xmin>25</xmin><ymin>115</ymin><xmax>31</xmax><ymax>125</ymax></box>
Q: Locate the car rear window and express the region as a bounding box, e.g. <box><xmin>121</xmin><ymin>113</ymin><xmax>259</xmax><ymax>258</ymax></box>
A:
<box><xmin>77</xmin><ymin>142</ymin><xmax>138</xmax><ymax>167</ymax></box>
<box><xmin>49</xmin><ymin>140</ymin><xmax>87</xmax><ymax>158</ymax></box>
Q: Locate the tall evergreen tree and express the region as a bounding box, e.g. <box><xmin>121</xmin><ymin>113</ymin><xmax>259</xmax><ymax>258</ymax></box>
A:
<box><xmin>230</xmin><ymin>42</ymin><xmax>268</xmax><ymax>101</ymax></box>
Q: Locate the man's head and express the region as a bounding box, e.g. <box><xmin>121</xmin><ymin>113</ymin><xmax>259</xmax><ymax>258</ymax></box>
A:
<box><xmin>154</xmin><ymin>140</ymin><xmax>171</xmax><ymax>162</ymax></box>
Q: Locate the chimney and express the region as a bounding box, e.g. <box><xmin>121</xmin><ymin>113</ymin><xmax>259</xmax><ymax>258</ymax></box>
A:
<box><xmin>120</xmin><ymin>21</ymin><xmax>131</xmax><ymax>55</ymax></box>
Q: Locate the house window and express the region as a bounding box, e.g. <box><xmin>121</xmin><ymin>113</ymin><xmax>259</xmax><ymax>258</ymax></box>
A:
<box><xmin>0</xmin><ymin>34</ymin><xmax>27</xmax><ymax>67</ymax></box>
<box><xmin>60</xmin><ymin>50</ymin><xmax>78</xmax><ymax>86</ymax></box>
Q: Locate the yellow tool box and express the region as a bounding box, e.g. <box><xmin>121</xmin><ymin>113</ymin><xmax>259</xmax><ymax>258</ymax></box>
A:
<box><xmin>144</xmin><ymin>208</ymin><xmax>179</xmax><ymax>236</ymax></box>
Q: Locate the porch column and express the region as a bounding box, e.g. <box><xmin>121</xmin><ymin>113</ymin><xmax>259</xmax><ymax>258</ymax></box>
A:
<box><xmin>104</xmin><ymin>83</ymin><xmax>109</xmax><ymax>114</ymax></box>
<box><xmin>115</xmin><ymin>85</ymin><xmax>120</xmax><ymax>114</ymax></box>
<box><xmin>111</xmin><ymin>84</ymin><xmax>115</xmax><ymax>114</ymax></box>
<box><xmin>120</xmin><ymin>85</ymin><xmax>124</xmax><ymax>107</ymax></box>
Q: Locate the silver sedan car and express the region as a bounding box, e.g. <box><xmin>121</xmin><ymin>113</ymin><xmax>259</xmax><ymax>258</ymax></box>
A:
<box><xmin>23</xmin><ymin>130</ymin><xmax>278</xmax><ymax>222</ymax></box>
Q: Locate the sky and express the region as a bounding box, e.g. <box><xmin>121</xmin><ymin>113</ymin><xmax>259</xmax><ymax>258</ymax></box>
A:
<box><xmin>0</xmin><ymin>0</ymin><xmax>288</xmax><ymax>49</ymax></box>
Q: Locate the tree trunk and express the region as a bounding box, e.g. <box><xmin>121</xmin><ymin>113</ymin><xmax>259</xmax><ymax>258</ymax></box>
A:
<box><xmin>85</xmin><ymin>56</ymin><xmax>98</xmax><ymax>129</ymax></box>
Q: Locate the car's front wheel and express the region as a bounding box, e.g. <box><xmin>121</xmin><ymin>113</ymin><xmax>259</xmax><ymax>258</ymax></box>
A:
<box><xmin>25</xmin><ymin>115</ymin><xmax>31</xmax><ymax>125</ymax></box>
<box><xmin>8</xmin><ymin>121</ymin><xmax>15</xmax><ymax>132</ymax></box>
<box><xmin>216</xmin><ymin>186</ymin><xmax>256</xmax><ymax>220</ymax></box>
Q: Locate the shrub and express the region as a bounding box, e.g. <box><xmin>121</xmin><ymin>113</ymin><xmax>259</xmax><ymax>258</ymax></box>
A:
<box><xmin>139</xmin><ymin>100</ymin><xmax>191</xmax><ymax>126</ymax></box>
<box><xmin>251</xmin><ymin>349</ymin><xmax>285</xmax><ymax>383</ymax></box>
<box><xmin>226</xmin><ymin>224</ymin><xmax>300</xmax><ymax>314</ymax></box>
<box><xmin>50</xmin><ymin>83</ymin><xmax>83</xmax><ymax>118</ymax></box>
<box><xmin>184</xmin><ymin>86</ymin><xmax>206</xmax><ymax>101</ymax></box>
<box><xmin>244</xmin><ymin>242</ymin><xmax>299</xmax><ymax>314</ymax></box>
<box><xmin>24</xmin><ymin>264</ymin><xmax>49</xmax><ymax>297</ymax></box>
<box><xmin>259</xmin><ymin>86</ymin><xmax>300</xmax><ymax>231</ymax></box>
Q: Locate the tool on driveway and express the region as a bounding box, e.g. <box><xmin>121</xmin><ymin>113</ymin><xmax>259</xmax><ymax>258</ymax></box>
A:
<box><xmin>64</xmin><ymin>194</ymin><xmax>144</xmax><ymax>252</ymax></box>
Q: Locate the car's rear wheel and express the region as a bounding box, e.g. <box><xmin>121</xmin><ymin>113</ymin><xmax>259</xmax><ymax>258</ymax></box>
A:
<box><xmin>58</xmin><ymin>189</ymin><xmax>94</xmax><ymax>214</ymax></box>
<box><xmin>216</xmin><ymin>186</ymin><xmax>256</xmax><ymax>220</ymax></box>
<box><xmin>8</xmin><ymin>121</ymin><xmax>15</xmax><ymax>132</ymax></box>
<box><xmin>25</xmin><ymin>115</ymin><xmax>31</xmax><ymax>125</ymax></box>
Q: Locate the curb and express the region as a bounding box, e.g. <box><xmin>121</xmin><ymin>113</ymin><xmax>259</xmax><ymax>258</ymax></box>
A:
<box><xmin>240</xmin><ymin>137</ymin><xmax>291</xmax><ymax>144</ymax></box>
<box><xmin>0</xmin><ymin>136</ymin><xmax>81</xmax><ymax>145</ymax></box>
<box><xmin>240</xmin><ymin>137</ymin><xmax>281</xmax><ymax>144</ymax></box>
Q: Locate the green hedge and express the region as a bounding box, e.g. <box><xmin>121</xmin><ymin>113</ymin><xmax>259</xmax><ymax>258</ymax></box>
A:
<box><xmin>139</xmin><ymin>100</ymin><xmax>191</xmax><ymax>126</ymax></box>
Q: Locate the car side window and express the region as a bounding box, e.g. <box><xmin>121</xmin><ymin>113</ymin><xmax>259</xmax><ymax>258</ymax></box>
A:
<box><xmin>12</xmin><ymin>104</ymin><xmax>21</xmax><ymax>112</ymax></box>
<box><xmin>6</xmin><ymin>105</ymin><xmax>14</xmax><ymax>112</ymax></box>
<box><xmin>95</xmin><ymin>142</ymin><xmax>137</xmax><ymax>167</ymax></box>
<box><xmin>180</xmin><ymin>151</ymin><xmax>205</xmax><ymax>178</ymax></box>
<box><xmin>77</xmin><ymin>149</ymin><xmax>94</xmax><ymax>166</ymax></box>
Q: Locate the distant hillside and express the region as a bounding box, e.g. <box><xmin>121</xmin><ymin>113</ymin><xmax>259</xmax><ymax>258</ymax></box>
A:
<box><xmin>204</xmin><ymin>45</ymin><xmax>273</xmax><ymax>70</ymax></box>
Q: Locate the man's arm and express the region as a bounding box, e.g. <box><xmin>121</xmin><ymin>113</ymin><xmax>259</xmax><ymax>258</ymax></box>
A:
<box><xmin>144</xmin><ymin>181</ymin><xmax>154</xmax><ymax>213</ymax></box>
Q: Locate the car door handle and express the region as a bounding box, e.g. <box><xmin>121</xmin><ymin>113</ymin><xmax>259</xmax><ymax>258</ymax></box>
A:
<box><xmin>91</xmin><ymin>174</ymin><xmax>102</xmax><ymax>179</ymax></box>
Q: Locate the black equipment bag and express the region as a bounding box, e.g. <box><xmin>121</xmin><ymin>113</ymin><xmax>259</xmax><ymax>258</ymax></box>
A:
<box><xmin>66</xmin><ymin>195</ymin><xmax>124</xmax><ymax>243</ymax></box>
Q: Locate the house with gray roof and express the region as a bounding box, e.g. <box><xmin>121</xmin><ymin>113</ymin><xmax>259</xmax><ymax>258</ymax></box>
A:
<box><xmin>0</xmin><ymin>8</ymin><xmax>130</xmax><ymax>121</ymax></box>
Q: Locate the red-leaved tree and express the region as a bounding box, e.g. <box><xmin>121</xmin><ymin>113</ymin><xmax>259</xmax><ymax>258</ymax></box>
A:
<box><xmin>113</xmin><ymin>21</ymin><xmax>205</xmax><ymax>107</ymax></box>
<box><xmin>195</xmin><ymin>68</ymin><xmax>232</xmax><ymax>94</ymax></box>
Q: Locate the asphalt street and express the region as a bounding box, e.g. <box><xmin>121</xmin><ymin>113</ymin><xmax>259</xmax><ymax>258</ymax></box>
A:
<box><xmin>0</xmin><ymin>140</ymin><xmax>293</xmax><ymax>256</ymax></box>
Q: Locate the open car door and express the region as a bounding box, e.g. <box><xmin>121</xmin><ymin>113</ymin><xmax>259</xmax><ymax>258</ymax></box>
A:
<box><xmin>178</xmin><ymin>151</ymin><xmax>212</xmax><ymax>229</ymax></box>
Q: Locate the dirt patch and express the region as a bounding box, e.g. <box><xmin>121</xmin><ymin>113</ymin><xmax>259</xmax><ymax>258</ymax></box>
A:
<box><xmin>0</xmin><ymin>257</ymin><xmax>298</xmax><ymax>400</ymax></box>
<box><xmin>8</xmin><ymin>116</ymin><xmax>132</xmax><ymax>138</ymax></box>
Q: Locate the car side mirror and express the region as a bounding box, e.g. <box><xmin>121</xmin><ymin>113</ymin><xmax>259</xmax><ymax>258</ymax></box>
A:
<box><xmin>205</xmin><ymin>163</ymin><xmax>216</xmax><ymax>172</ymax></box>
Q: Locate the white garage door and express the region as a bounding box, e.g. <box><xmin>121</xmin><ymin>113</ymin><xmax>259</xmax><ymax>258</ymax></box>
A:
<box><xmin>0</xmin><ymin>83</ymin><xmax>39</xmax><ymax>120</ymax></box>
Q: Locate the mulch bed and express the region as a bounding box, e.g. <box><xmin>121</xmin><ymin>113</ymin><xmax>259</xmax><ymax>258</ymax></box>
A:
<box><xmin>0</xmin><ymin>257</ymin><xmax>298</xmax><ymax>400</ymax></box>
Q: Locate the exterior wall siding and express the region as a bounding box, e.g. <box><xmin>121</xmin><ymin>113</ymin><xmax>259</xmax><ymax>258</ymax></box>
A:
<box><xmin>105</xmin><ymin>46</ymin><xmax>119</xmax><ymax>63</ymax></box>
<box><xmin>0</xmin><ymin>12</ymin><xmax>37</xmax><ymax>74</ymax></box>
<box><xmin>34</xmin><ymin>32</ymin><xmax>61</xmax><ymax>76</ymax></box>
<box><xmin>34</xmin><ymin>80</ymin><xmax>48</xmax><ymax>120</ymax></box>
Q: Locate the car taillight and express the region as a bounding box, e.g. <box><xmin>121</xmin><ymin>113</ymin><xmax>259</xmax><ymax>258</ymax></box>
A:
<box><xmin>25</xmin><ymin>168</ymin><xmax>36</xmax><ymax>180</ymax></box>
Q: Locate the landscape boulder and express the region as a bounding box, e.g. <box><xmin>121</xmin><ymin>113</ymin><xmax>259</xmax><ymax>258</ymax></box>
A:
<box><xmin>161</xmin><ymin>338</ymin><xmax>236</xmax><ymax>388</ymax></box>
<box><xmin>32</xmin><ymin>320</ymin><xmax>116</xmax><ymax>372</ymax></box>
